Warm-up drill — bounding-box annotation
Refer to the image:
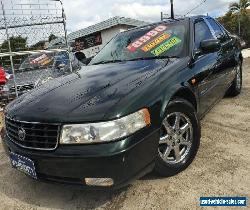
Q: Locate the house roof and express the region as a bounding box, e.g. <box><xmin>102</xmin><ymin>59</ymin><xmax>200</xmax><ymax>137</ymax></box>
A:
<box><xmin>48</xmin><ymin>16</ymin><xmax>149</xmax><ymax>48</ymax></box>
<box><xmin>67</xmin><ymin>16</ymin><xmax>149</xmax><ymax>41</ymax></box>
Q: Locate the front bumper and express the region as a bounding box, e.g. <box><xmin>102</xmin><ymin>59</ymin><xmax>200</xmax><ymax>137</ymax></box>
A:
<box><xmin>2</xmin><ymin>128</ymin><xmax>159</xmax><ymax>189</ymax></box>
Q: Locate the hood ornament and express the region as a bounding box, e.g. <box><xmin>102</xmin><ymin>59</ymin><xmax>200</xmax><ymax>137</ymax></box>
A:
<box><xmin>18</xmin><ymin>127</ymin><xmax>26</xmax><ymax>141</ymax></box>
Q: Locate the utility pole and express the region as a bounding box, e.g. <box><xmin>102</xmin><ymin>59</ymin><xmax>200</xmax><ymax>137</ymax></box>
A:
<box><xmin>238</xmin><ymin>13</ymin><xmax>241</xmax><ymax>36</ymax></box>
<box><xmin>170</xmin><ymin>0</ymin><xmax>174</xmax><ymax>19</ymax></box>
<box><xmin>160</xmin><ymin>0</ymin><xmax>174</xmax><ymax>20</ymax></box>
<box><xmin>238</xmin><ymin>7</ymin><xmax>241</xmax><ymax>36</ymax></box>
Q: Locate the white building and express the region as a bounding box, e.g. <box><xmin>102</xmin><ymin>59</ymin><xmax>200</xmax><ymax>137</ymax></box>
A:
<box><xmin>50</xmin><ymin>16</ymin><xmax>148</xmax><ymax>58</ymax></box>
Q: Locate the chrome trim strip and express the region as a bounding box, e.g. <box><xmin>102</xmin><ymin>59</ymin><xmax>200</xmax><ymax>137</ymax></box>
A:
<box><xmin>5</xmin><ymin>115</ymin><xmax>61</xmax><ymax>125</ymax></box>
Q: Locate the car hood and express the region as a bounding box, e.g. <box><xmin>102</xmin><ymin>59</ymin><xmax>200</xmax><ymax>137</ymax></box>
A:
<box><xmin>6</xmin><ymin>68</ymin><xmax>55</xmax><ymax>88</ymax></box>
<box><xmin>6</xmin><ymin>59</ymin><xmax>179</xmax><ymax>123</ymax></box>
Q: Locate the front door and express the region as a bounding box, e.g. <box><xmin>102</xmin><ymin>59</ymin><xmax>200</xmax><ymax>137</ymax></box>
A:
<box><xmin>191</xmin><ymin>19</ymin><xmax>222</xmax><ymax>116</ymax></box>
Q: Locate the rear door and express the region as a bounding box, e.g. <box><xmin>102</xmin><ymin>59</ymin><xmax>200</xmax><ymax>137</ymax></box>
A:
<box><xmin>205</xmin><ymin>18</ymin><xmax>236</xmax><ymax>94</ymax></box>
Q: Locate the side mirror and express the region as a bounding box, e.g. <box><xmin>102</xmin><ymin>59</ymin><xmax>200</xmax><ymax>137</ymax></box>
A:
<box><xmin>200</xmin><ymin>39</ymin><xmax>221</xmax><ymax>54</ymax></box>
<box><xmin>74</xmin><ymin>52</ymin><xmax>92</xmax><ymax>65</ymax></box>
<box><xmin>240</xmin><ymin>40</ymin><xmax>246</xmax><ymax>49</ymax></box>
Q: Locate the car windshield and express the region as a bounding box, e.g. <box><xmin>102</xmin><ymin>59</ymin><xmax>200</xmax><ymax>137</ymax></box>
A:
<box><xmin>19</xmin><ymin>53</ymin><xmax>54</xmax><ymax>72</ymax></box>
<box><xmin>90</xmin><ymin>21</ymin><xmax>187</xmax><ymax>65</ymax></box>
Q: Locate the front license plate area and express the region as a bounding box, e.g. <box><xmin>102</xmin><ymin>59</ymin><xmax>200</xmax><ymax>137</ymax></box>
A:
<box><xmin>10</xmin><ymin>152</ymin><xmax>37</xmax><ymax>179</ymax></box>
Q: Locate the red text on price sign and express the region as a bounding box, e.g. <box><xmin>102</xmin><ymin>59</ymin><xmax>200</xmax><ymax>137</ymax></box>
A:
<box><xmin>127</xmin><ymin>25</ymin><xmax>167</xmax><ymax>52</ymax></box>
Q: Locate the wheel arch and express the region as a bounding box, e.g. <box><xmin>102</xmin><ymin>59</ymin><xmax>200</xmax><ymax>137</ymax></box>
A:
<box><xmin>160</xmin><ymin>86</ymin><xmax>198</xmax><ymax>119</ymax></box>
<box><xmin>170</xmin><ymin>87</ymin><xmax>197</xmax><ymax>110</ymax></box>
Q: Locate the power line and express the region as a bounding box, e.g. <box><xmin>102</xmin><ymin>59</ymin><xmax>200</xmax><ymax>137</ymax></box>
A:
<box><xmin>185</xmin><ymin>0</ymin><xmax>207</xmax><ymax>16</ymax></box>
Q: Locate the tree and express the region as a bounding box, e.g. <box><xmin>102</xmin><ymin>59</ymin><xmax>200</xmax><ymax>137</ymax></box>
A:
<box><xmin>217</xmin><ymin>11</ymin><xmax>238</xmax><ymax>33</ymax></box>
<box><xmin>30</xmin><ymin>40</ymin><xmax>46</xmax><ymax>50</ymax></box>
<box><xmin>0</xmin><ymin>36</ymin><xmax>27</xmax><ymax>52</ymax></box>
<box><xmin>0</xmin><ymin>36</ymin><xmax>28</xmax><ymax>67</ymax></box>
<box><xmin>217</xmin><ymin>0</ymin><xmax>250</xmax><ymax>47</ymax></box>
<box><xmin>229</xmin><ymin>0</ymin><xmax>250</xmax><ymax>13</ymax></box>
<box><xmin>229</xmin><ymin>0</ymin><xmax>250</xmax><ymax>36</ymax></box>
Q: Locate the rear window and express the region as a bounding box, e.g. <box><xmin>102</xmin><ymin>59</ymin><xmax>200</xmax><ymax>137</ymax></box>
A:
<box><xmin>19</xmin><ymin>53</ymin><xmax>54</xmax><ymax>72</ymax></box>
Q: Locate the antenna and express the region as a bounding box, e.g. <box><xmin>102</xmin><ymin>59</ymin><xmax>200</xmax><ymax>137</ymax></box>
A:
<box><xmin>170</xmin><ymin>0</ymin><xmax>174</xmax><ymax>19</ymax></box>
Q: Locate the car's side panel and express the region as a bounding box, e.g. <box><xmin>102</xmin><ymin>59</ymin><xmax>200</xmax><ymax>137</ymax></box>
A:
<box><xmin>205</xmin><ymin>18</ymin><xmax>237</xmax><ymax>96</ymax></box>
<box><xmin>190</xmin><ymin>18</ymin><xmax>223</xmax><ymax>116</ymax></box>
<box><xmin>190</xmin><ymin>53</ymin><xmax>221</xmax><ymax>116</ymax></box>
<box><xmin>159</xmin><ymin>61</ymin><xmax>201</xmax><ymax>119</ymax></box>
<box><xmin>188</xmin><ymin>16</ymin><xmax>244</xmax><ymax>118</ymax></box>
<box><xmin>220</xmin><ymin>29</ymin><xmax>241</xmax><ymax>88</ymax></box>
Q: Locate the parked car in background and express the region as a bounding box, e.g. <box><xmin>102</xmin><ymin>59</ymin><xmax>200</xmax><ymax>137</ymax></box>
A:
<box><xmin>1</xmin><ymin>16</ymin><xmax>243</xmax><ymax>189</ymax></box>
<box><xmin>0</xmin><ymin>66</ymin><xmax>10</xmax><ymax>107</ymax></box>
<box><xmin>0</xmin><ymin>66</ymin><xmax>7</xmax><ymax>99</ymax></box>
<box><xmin>0</xmin><ymin>66</ymin><xmax>7</xmax><ymax>85</ymax></box>
<box><xmin>4</xmin><ymin>51</ymin><xmax>84</xmax><ymax>98</ymax></box>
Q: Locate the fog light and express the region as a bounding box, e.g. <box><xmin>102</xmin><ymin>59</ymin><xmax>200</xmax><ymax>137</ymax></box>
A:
<box><xmin>85</xmin><ymin>178</ymin><xmax>114</xmax><ymax>187</ymax></box>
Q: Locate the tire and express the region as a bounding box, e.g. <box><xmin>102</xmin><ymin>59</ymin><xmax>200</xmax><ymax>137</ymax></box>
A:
<box><xmin>227</xmin><ymin>60</ymin><xmax>242</xmax><ymax>97</ymax></box>
<box><xmin>154</xmin><ymin>98</ymin><xmax>200</xmax><ymax>177</ymax></box>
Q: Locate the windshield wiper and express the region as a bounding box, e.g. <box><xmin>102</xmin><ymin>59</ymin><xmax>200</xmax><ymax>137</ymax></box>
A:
<box><xmin>91</xmin><ymin>60</ymin><xmax>123</xmax><ymax>65</ymax></box>
<box><xmin>91</xmin><ymin>56</ymin><xmax>180</xmax><ymax>65</ymax></box>
<box><xmin>125</xmin><ymin>55</ymin><xmax>180</xmax><ymax>62</ymax></box>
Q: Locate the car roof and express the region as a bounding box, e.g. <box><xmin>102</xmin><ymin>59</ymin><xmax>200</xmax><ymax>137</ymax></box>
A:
<box><xmin>123</xmin><ymin>15</ymin><xmax>211</xmax><ymax>33</ymax></box>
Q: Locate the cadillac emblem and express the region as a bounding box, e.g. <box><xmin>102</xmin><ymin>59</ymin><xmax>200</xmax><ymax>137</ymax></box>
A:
<box><xmin>18</xmin><ymin>127</ymin><xmax>26</xmax><ymax>141</ymax></box>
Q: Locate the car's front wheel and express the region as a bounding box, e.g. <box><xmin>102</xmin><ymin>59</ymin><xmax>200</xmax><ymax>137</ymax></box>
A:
<box><xmin>154</xmin><ymin>98</ymin><xmax>200</xmax><ymax>177</ymax></box>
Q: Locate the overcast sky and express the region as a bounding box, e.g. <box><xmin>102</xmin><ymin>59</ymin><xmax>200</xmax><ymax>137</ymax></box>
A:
<box><xmin>63</xmin><ymin>0</ymin><xmax>237</xmax><ymax>33</ymax></box>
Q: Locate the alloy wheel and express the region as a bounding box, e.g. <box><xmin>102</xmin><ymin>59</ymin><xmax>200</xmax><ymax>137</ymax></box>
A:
<box><xmin>158</xmin><ymin>112</ymin><xmax>193</xmax><ymax>164</ymax></box>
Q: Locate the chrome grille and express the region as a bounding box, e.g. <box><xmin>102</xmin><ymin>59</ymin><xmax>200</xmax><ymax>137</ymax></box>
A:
<box><xmin>5</xmin><ymin>117</ymin><xmax>60</xmax><ymax>150</ymax></box>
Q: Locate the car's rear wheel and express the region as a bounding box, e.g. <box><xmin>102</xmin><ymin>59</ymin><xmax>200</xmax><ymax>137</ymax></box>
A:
<box><xmin>154</xmin><ymin>98</ymin><xmax>200</xmax><ymax>177</ymax></box>
<box><xmin>227</xmin><ymin>61</ymin><xmax>242</xmax><ymax>97</ymax></box>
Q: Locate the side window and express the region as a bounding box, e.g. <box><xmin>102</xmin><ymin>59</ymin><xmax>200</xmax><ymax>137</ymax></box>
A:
<box><xmin>194</xmin><ymin>20</ymin><xmax>214</xmax><ymax>49</ymax></box>
<box><xmin>218</xmin><ymin>23</ymin><xmax>231</xmax><ymax>41</ymax></box>
<box><xmin>206</xmin><ymin>18</ymin><xmax>228</xmax><ymax>42</ymax></box>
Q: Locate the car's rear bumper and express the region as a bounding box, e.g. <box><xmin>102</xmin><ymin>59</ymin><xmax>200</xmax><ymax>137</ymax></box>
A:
<box><xmin>2</xmin><ymin>128</ymin><xmax>159</xmax><ymax>189</ymax></box>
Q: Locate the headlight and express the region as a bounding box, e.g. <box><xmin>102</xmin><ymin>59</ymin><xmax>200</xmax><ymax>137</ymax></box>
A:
<box><xmin>60</xmin><ymin>108</ymin><xmax>151</xmax><ymax>144</ymax></box>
